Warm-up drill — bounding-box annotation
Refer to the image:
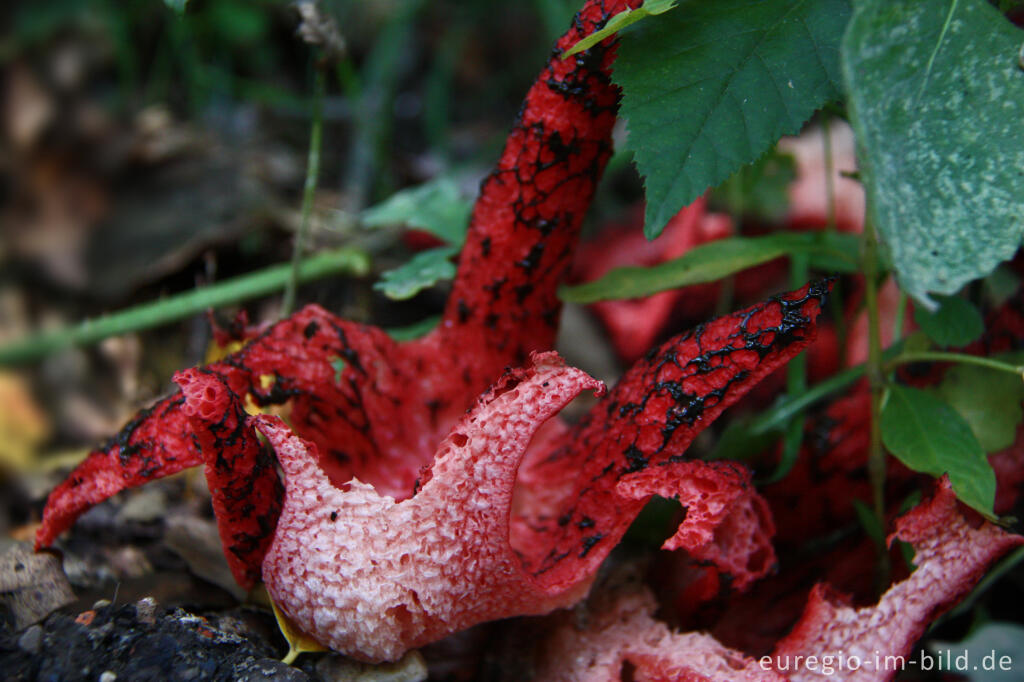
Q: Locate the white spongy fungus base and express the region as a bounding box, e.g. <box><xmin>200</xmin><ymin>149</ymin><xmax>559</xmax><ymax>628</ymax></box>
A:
<box><xmin>257</xmin><ymin>352</ymin><xmax>604</xmax><ymax>662</ymax></box>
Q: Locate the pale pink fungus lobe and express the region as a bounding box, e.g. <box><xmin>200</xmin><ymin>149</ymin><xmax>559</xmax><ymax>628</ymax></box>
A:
<box><xmin>537</xmin><ymin>583</ymin><xmax>784</xmax><ymax>681</ymax></box>
<box><xmin>257</xmin><ymin>352</ymin><xmax>606</xmax><ymax>662</ymax></box>
<box><xmin>772</xmin><ymin>476</ymin><xmax>1024</xmax><ymax>681</ymax></box>
<box><xmin>539</xmin><ymin>476</ymin><xmax>1023</xmax><ymax>682</ymax></box>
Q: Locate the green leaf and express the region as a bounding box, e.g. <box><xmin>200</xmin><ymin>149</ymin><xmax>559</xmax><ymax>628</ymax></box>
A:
<box><xmin>362</xmin><ymin>178</ymin><xmax>472</xmax><ymax>246</ymax></box>
<box><xmin>710</xmin><ymin>417</ymin><xmax>785</xmax><ymax>462</ymax></box>
<box><xmin>623</xmin><ymin>495</ymin><xmax>683</xmax><ymax>548</ymax></box>
<box><xmin>330</xmin><ymin>357</ymin><xmax>346</xmax><ymax>384</ymax></box>
<box><xmin>385</xmin><ymin>315</ymin><xmax>441</xmax><ymax>341</ymax></box>
<box><xmin>562</xmin><ymin>0</ymin><xmax>678</xmax><ymax>59</ymax></box>
<box><xmin>913</xmin><ymin>294</ymin><xmax>985</xmax><ymax>347</ymax></box>
<box><xmin>983</xmin><ymin>266</ymin><xmax>1022</xmax><ymax>307</ymax></box>
<box><xmin>374</xmin><ymin>246</ymin><xmax>458</xmax><ymax>301</ymax></box>
<box><xmin>709</xmin><ymin>148</ymin><xmax>797</xmax><ymax>223</ymax></box>
<box><xmin>164</xmin><ymin>0</ymin><xmax>189</xmax><ymax>13</ymax></box>
<box><xmin>936</xmin><ymin>353</ymin><xmax>1024</xmax><ymax>452</ymax></box>
<box><xmin>900</xmin><ymin>330</ymin><xmax>933</xmax><ymax>355</ymax></box>
<box><xmin>560</xmin><ymin>232</ymin><xmax>859</xmax><ymax>303</ymax></box>
<box><xmin>760</xmin><ymin>413</ymin><xmax>805</xmax><ymax>483</ymax></box>
<box><xmin>852</xmin><ymin>499</ymin><xmax>886</xmax><ymax>548</ymax></box>
<box><xmin>206</xmin><ymin>0</ymin><xmax>268</xmax><ymax>46</ymax></box>
<box><xmin>615</xmin><ymin>0</ymin><xmax>852</xmax><ymax>239</ymax></box>
<box><xmin>842</xmin><ymin>0</ymin><xmax>1024</xmax><ymax>307</ymax></box>
<box><xmin>881</xmin><ymin>385</ymin><xmax>996</xmax><ymax>517</ymax></box>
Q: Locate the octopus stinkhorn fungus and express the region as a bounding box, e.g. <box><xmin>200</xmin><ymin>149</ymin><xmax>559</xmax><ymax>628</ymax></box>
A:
<box><xmin>33</xmin><ymin>0</ymin><xmax>1020</xmax><ymax>672</ymax></box>
<box><xmin>36</xmin><ymin>0</ymin><xmax>642</xmax><ymax>588</ymax></box>
<box><xmin>242</xmin><ymin>280</ymin><xmax>827</xmax><ymax>661</ymax></box>
<box><xmin>537</xmin><ymin>477</ymin><xmax>1022</xmax><ymax>682</ymax></box>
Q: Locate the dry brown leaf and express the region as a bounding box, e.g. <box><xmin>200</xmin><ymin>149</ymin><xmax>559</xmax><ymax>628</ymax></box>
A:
<box><xmin>0</xmin><ymin>372</ymin><xmax>51</xmax><ymax>473</ymax></box>
<box><xmin>0</xmin><ymin>543</ymin><xmax>75</xmax><ymax>630</ymax></box>
<box><xmin>164</xmin><ymin>516</ymin><xmax>248</xmax><ymax>601</ymax></box>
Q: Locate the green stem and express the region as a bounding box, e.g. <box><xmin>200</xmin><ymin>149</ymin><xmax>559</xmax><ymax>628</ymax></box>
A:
<box><xmin>891</xmin><ymin>290</ymin><xmax>908</xmax><ymax>343</ymax></box>
<box><xmin>764</xmin><ymin>252</ymin><xmax>809</xmax><ymax>482</ymax></box>
<box><xmin>749</xmin><ymin>364</ymin><xmax>866</xmax><ymax>436</ymax></box>
<box><xmin>863</xmin><ymin>215</ymin><xmax>890</xmax><ymax>587</ymax></box>
<box><xmin>887</xmin><ymin>351</ymin><xmax>1024</xmax><ymax>377</ymax></box>
<box><xmin>282</xmin><ymin>62</ymin><xmax>327</xmax><ymax>317</ymax></box>
<box><xmin>0</xmin><ymin>248</ymin><xmax>370</xmax><ymax>367</ymax></box>
<box><xmin>819</xmin><ymin>114</ymin><xmax>851</xmax><ymax>364</ymax></box>
<box><xmin>820</xmin><ymin>113</ymin><xmax>848</xmax><ymax>360</ymax></box>
<box><xmin>714</xmin><ymin>274</ymin><xmax>736</xmax><ymax>317</ymax></box>
<box><xmin>342</xmin><ymin>0</ymin><xmax>425</xmax><ymax>211</ymax></box>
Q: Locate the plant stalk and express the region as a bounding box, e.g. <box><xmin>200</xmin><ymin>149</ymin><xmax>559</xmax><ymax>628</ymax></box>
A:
<box><xmin>764</xmin><ymin>251</ymin><xmax>809</xmax><ymax>482</ymax></box>
<box><xmin>891</xmin><ymin>290</ymin><xmax>908</xmax><ymax>342</ymax></box>
<box><xmin>862</xmin><ymin>215</ymin><xmax>890</xmax><ymax>587</ymax></box>
<box><xmin>748</xmin><ymin>364</ymin><xmax>867</xmax><ymax>436</ymax></box>
<box><xmin>282</xmin><ymin>61</ymin><xmax>327</xmax><ymax>317</ymax></box>
<box><xmin>0</xmin><ymin>248</ymin><xmax>369</xmax><ymax>367</ymax></box>
<box><xmin>888</xmin><ymin>351</ymin><xmax>1024</xmax><ymax>377</ymax></box>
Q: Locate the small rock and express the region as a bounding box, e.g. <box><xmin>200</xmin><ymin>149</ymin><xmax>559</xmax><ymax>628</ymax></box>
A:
<box><xmin>114</xmin><ymin>487</ymin><xmax>167</xmax><ymax>524</ymax></box>
<box><xmin>0</xmin><ymin>602</ymin><xmax>313</xmax><ymax>681</ymax></box>
<box><xmin>103</xmin><ymin>544</ymin><xmax>153</xmax><ymax>579</ymax></box>
<box><xmin>135</xmin><ymin>596</ymin><xmax>158</xmax><ymax>625</ymax></box>
<box><xmin>17</xmin><ymin>624</ymin><xmax>43</xmax><ymax>654</ymax></box>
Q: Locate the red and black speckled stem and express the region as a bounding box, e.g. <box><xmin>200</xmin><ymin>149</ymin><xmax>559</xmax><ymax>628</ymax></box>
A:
<box><xmin>517</xmin><ymin>281</ymin><xmax>832</xmax><ymax>591</ymax></box>
<box><xmin>435</xmin><ymin>0</ymin><xmax>641</xmax><ymax>389</ymax></box>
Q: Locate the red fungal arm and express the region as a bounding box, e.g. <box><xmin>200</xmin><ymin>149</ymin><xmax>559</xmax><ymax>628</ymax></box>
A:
<box><xmin>772</xmin><ymin>477</ymin><xmax>1024</xmax><ymax>682</ymax></box>
<box><xmin>513</xmin><ymin>281</ymin><xmax>830</xmax><ymax>591</ymax></box>
<box><xmin>206</xmin><ymin>306</ymin><xmax>426</xmax><ymax>498</ymax></box>
<box><xmin>176</xmin><ymin>368</ymin><xmax>283</xmax><ymax>589</ymax></box>
<box><xmin>35</xmin><ymin>306</ymin><xmax>417</xmax><ymax>554</ymax></box>
<box><xmin>539</xmin><ymin>477</ymin><xmax>1024</xmax><ymax>682</ymax></box>
<box><xmin>257</xmin><ymin>353</ymin><xmax>605</xmax><ymax>662</ymax></box>
<box><xmin>35</xmin><ymin>393</ymin><xmax>203</xmax><ymax>549</ymax></box>
<box><xmin>618</xmin><ymin>460</ymin><xmax>776</xmax><ymax>592</ymax></box>
<box><xmin>433</xmin><ymin>0</ymin><xmax>640</xmax><ymax>387</ymax></box>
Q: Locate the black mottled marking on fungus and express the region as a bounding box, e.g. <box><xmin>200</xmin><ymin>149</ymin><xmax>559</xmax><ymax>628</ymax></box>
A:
<box><xmin>515</xmin><ymin>283</ymin><xmax>535</xmax><ymax>303</ymax></box>
<box><xmin>579</xmin><ymin>533</ymin><xmax>603</xmax><ymax>558</ymax></box>
<box><xmin>623</xmin><ymin>444</ymin><xmax>647</xmax><ymax>473</ymax></box>
<box><xmin>484</xmin><ymin>277</ymin><xmax>507</xmax><ymax>299</ymax></box>
<box><xmin>517</xmin><ymin>243</ymin><xmax>546</xmax><ymax>273</ymax></box>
